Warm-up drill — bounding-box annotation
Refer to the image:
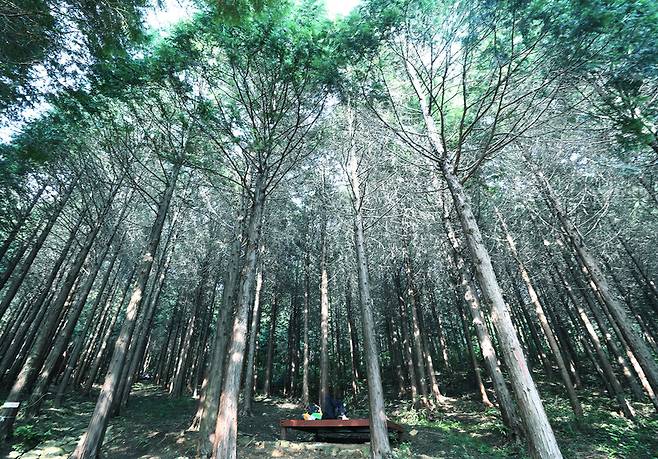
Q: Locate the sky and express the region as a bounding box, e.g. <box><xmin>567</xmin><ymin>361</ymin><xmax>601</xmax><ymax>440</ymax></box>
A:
<box><xmin>324</xmin><ymin>0</ymin><xmax>362</xmax><ymax>18</ymax></box>
<box><xmin>146</xmin><ymin>0</ymin><xmax>362</xmax><ymax>30</ymax></box>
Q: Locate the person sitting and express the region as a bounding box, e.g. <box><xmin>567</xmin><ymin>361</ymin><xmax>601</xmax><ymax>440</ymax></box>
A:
<box><xmin>322</xmin><ymin>394</ymin><xmax>349</xmax><ymax>420</ymax></box>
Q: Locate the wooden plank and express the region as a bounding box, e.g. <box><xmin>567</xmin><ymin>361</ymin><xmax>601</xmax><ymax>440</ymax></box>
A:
<box><xmin>279</xmin><ymin>418</ymin><xmax>404</xmax><ymax>432</ymax></box>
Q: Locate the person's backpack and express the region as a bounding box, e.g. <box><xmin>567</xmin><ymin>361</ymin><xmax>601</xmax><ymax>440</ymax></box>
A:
<box><xmin>303</xmin><ymin>403</ymin><xmax>322</xmax><ymax>420</ymax></box>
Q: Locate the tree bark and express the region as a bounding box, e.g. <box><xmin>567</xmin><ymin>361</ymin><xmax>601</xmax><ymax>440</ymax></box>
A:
<box><xmin>403</xmin><ymin>249</ymin><xmax>432</xmax><ymax>407</ymax></box>
<box><xmin>347</xmin><ymin>141</ymin><xmax>392</xmax><ymax>458</ymax></box>
<box><xmin>0</xmin><ymin>179</ymin><xmax>76</xmax><ymax>321</ymax></box>
<box><xmin>0</xmin><ymin>218</ymin><xmax>79</xmax><ymax>382</ymax></box>
<box><xmin>345</xmin><ymin>285</ymin><xmax>360</xmax><ymax>394</ymax></box>
<box><xmin>0</xmin><ymin>182</ymin><xmax>113</xmax><ymax>440</ymax></box>
<box><xmin>496</xmin><ymin>209</ymin><xmax>582</xmax><ymax>418</ymax></box>
<box><xmin>554</xmin><ymin>268</ymin><xmax>636</xmax><ymax>418</ymax></box>
<box><xmin>0</xmin><ymin>181</ymin><xmax>46</xmax><ymax>264</ymax></box>
<box><xmin>405</xmin><ymin>61</ymin><xmax>561</xmax><ymax>455</ymax></box>
<box><xmin>0</xmin><ymin>297</ymin><xmax>32</xmax><ymax>359</ymax></box>
<box><xmin>531</xmin><ymin>159</ymin><xmax>658</xmax><ymax>395</ymax></box>
<box><xmin>394</xmin><ymin>272</ymin><xmax>418</xmax><ymax>403</ymax></box>
<box><xmin>319</xmin><ymin>204</ymin><xmax>330</xmax><ymax>411</ymax></box>
<box><xmin>211</xmin><ymin>174</ymin><xmax>266</xmax><ymax>459</ymax></box>
<box><xmin>441</xmin><ymin>203</ymin><xmax>522</xmax><ymax>436</ymax></box>
<box><xmin>197</xmin><ymin>213</ymin><xmax>244</xmax><ymax>456</ymax></box>
<box><xmin>70</xmin><ymin>161</ymin><xmax>180</xmax><ymax>459</ymax></box>
<box><xmin>394</xmin><ymin>272</ymin><xmax>418</xmax><ymax>404</ymax></box>
<box><xmin>386</xmin><ymin>312</ymin><xmax>405</xmax><ymax>398</ymax></box>
<box><xmin>54</xmin><ymin>260</ymin><xmax>120</xmax><ymax>407</ymax></box>
<box><xmin>458</xmin><ymin>300</ymin><xmax>492</xmax><ymax>407</ymax></box>
<box><xmin>263</xmin><ymin>290</ymin><xmax>279</xmax><ymax>397</ymax></box>
<box><xmin>75</xmin><ymin>272</ymin><xmax>121</xmax><ymax>387</ymax></box>
<box><xmin>171</xmin><ymin>254</ymin><xmax>210</xmax><ymax>398</ymax></box>
<box><xmin>618</xmin><ymin>236</ymin><xmax>658</xmax><ymax>310</ymax></box>
<box><xmin>82</xmin><ymin>267</ymin><xmax>136</xmax><ymax>394</ymax></box>
<box><xmin>241</xmin><ymin>259</ymin><xmax>263</xmax><ymax>415</ymax></box>
<box><xmin>120</xmin><ymin>222</ymin><xmax>180</xmax><ymax>408</ymax></box>
<box><xmin>28</xmin><ymin>232</ymin><xmax>123</xmax><ymax>416</ymax></box>
<box><xmin>302</xmin><ymin>246</ymin><xmax>310</xmax><ymax>406</ymax></box>
<box><xmin>440</xmin><ymin>161</ymin><xmax>561</xmax><ymax>457</ymax></box>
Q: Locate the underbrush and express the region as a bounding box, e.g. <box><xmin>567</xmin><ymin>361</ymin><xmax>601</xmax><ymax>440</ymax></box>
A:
<box><xmin>11</xmin><ymin>424</ymin><xmax>48</xmax><ymax>453</ymax></box>
<box><xmin>4</xmin><ymin>382</ymin><xmax>657</xmax><ymax>458</ymax></box>
<box><xmin>388</xmin><ymin>386</ymin><xmax>658</xmax><ymax>458</ymax></box>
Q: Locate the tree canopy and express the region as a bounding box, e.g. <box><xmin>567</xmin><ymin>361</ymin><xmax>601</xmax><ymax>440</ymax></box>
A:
<box><xmin>1</xmin><ymin>1</ymin><xmax>657</xmax><ymax>458</ymax></box>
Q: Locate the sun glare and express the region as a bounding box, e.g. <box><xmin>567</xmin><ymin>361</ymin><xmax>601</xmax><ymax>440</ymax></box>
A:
<box><xmin>325</xmin><ymin>0</ymin><xmax>361</xmax><ymax>19</ymax></box>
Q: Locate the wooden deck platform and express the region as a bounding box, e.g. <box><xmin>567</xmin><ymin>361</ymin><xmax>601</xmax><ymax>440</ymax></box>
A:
<box><xmin>279</xmin><ymin>418</ymin><xmax>404</xmax><ymax>442</ymax></box>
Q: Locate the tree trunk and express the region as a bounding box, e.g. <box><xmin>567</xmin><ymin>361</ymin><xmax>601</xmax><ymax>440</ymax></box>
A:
<box><xmin>0</xmin><ymin>241</ymin><xmax>72</xmax><ymax>382</ymax></box>
<box><xmin>618</xmin><ymin>236</ymin><xmax>658</xmax><ymax>310</ymax></box>
<box><xmin>263</xmin><ymin>290</ymin><xmax>279</xmax><ymax>396</ymax></box>
<box><xmin>403</xmin><ymin>250</ymin><xmax>432</xmax><ymax>407</ymax></box>
<box><xmin>347</xmin><ymin>142</ymin><xmax>392</xmax><ymax>458</ymax></box>
<box><xmin>319</xmin><ymin>207</ymin><xmax>330</xmax><ymax>411</ymax></box>
<box><xmin>0</xmin><ymin>181</ymin><xmax>46</xmax><ymax>264</ymax></box>
<box><xmin>0</xmin><ymin>297</ymin><xmax>32</xmax><ymax>359</ymax></box>
<box><xmin>429</xmin><ymin>298</ymin><xmax>451</xmax><ymax>372</ymax></box>
<box><xmin>345</xmin><ymin>285</ymin><xmax>360</xmax><ymax>394</ymax></box>
<box><xmin>82</xmin><ymin>268</ymin><xmax>136</xmax><ymax>394</ymax></box>
<box><xmin>441</xmin><ymin>204</ymin><xmax>522</xmax><ymax>436</ymax></box>
<box><xmin>75</xmin><ymin>272</ymin><xmax>122</xmax><ymax>387</ymax></box>
<box><xmin>171</xmin><ymin>255</ymin><xmax>210</xmax><ymax>398</ymax></box>
<box><xmin>439</xmin><ymin>160</ymin><xmax>561</xmax><ymax>457</ymax></box>
<box><xmin>241</xmin><ymin>260</ymin><xmax>263</xmax><ymax>415</ymax></box>
<box><xmin>0</xmin><ymin>235</ymin><xmax>32</xmax><ymax>293</ymax></box>
<box><xmin>285</xmin><ymin>294</ymin><xmax>299</xmax><ymax>396</ymax></box>
<box><xmin>531</xmin><ymin>159</ymin><xmax>658</xmax><ymax>395</ymax></box>
<box><xmin>211</xmin><ymin>174</ymin><xmax>266</xmax><ymax>459</ymax></box>
<box><xmin>28</xmin><ymin>233</ymin><xmax>123</xmax><ymax>416</ymax></box>
<box><xmin>54</xmin><ymin>260</ymin><xmax>120</xmax><ymax>407</ymax></box>
<box><xmin>197</xmin><ymin>213</ymin><xmax>244</xmax><ymax>456</ymax></box>
<box><xmin>70</xmin><ymin>162</ymin><xmax>180</xmax><ymax>459</ymax></box>
<box><xmin>302</xmin><ymin>247</ymin><xmax>310</xmax><ymax>406</ymax></box>
<box><xmin>605</xmin><ymin>259</ymin><xmax>658</xmax><ymax>352</ymax></box>
<box><xmin>496</xmin><ymin>209</ymin><xmax>583</xmax><ymax>418</ymax></box>
<box><xmin>506</xmin><ymin>267</ymin><xmax>554</xmax><ymax>379</ymax></box>
<box><xmin>406</xmin><ymin>61</ymin><xmax>561</xmax><ymax>456</ymax></box>
<box><xmin>0</xmin><ymin>179</ymin><xmax>76</xmax><ymax>321</ymax></box>
<box><xmin>394</xmin><ymin>272</ymin><xmax>418</xmax><ymax>404</ymax></box>
<box><xmin>0</xmin><ymin>183</ymin><xmax>113</xmax><ymax>440</ymax></box>
<box><xmin>554</xmin><ymin>268</ymin><xmax>636</xmax><ymax>418</ymax></box>
<box><xmin>386</xmin><ymin>312</ymin><xmax>405</xmax><ymax>397</ymax></box>
<box><xmin>458</xmin><ymin>300</ymin><xmax>492</xmax><ymax>407</ymax></box>
<box><xmin>120</xmin><ymin>223</ymin><xmax>180</xmax><ymax>408</ymax></box>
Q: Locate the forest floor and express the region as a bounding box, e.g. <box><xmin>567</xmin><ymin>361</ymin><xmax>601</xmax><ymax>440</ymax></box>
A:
<box><xmin>1</xmin><ymin>381</ymin><xmax>657</xmax><ymax>458</ymax></box>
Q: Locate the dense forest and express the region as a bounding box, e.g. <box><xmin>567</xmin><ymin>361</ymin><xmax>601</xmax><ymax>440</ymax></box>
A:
<box><xmin>1</xmin><ymin>0</ymin><xmax>657</xmax><ymax>458</ymax></box>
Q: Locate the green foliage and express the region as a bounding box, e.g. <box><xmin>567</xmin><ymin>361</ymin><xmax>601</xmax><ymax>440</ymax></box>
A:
<box><xmin>537</xmin><ymin>0</ymin><xmax>658</xmax><ymax>152</ymax></box>
<box><xmin>0</xmin><ymin>0</ymin><xmax>55</xmax><ymax>110</ymax></box>
<box><xmin>7</xmin><ymin>94</ymin><xmax>92</xmax><ymax>167</ymax></box>
<box><xmin>0</xmin><ymin>0</ymin><xmax>148</xmax><ymax>114</ymax></box>
<box><xmin>204</xmin><ymin>0</ymin><xmax>278</xmax><ymax>24</ymax></box>
<box><xmin>552</xmin><ymin>401</ymin><xmax>658</xmax><ymax>458</ymax></box>
<box><xmin>392</xmin><ymin>442</ymin><xmax>414</xmax><ymax>459</ymax></box>
<box><xmin>12</xmin><ymin>424</ymin><xmax>47</xmax><ymax>452</ymax></box>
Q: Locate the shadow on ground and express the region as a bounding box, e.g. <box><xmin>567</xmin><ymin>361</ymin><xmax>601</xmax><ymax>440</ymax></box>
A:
<box><xmin>2</xmin><ymin>382</ymin><xmax>658</xmax><ymax>458</ymax></box>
